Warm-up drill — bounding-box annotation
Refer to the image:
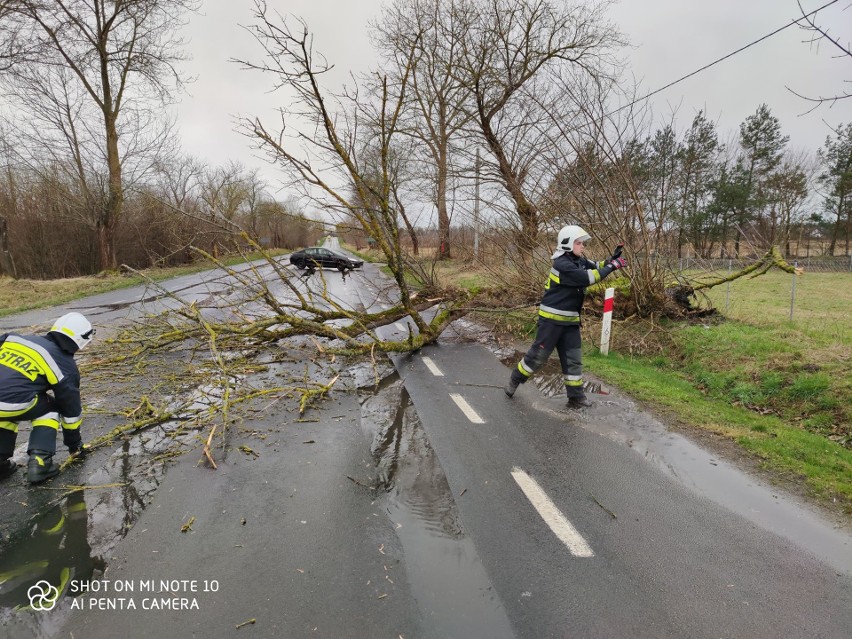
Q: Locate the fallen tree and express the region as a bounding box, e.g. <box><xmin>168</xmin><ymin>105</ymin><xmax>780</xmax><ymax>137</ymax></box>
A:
<box><xmin>668</xmin><ymin>246</ymin><xmax>803</xmax><ymax>313</ymax></box>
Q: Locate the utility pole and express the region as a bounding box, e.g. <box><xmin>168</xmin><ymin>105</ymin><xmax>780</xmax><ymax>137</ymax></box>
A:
<box><xmin>474</xmin><ymin>148</ymin><xmax>480</xmax><ymax>260</ymax></box>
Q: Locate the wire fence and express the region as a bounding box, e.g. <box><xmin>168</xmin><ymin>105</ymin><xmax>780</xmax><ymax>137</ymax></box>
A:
<box><xmin>676</xmin><ymin>255</ymin><xmax>852</xmax><ymax>273</ymax></box>
<box><xmin>680</xmin><ymin>261</ymin><xmax>851</xmax><ymax>324</ymax></box>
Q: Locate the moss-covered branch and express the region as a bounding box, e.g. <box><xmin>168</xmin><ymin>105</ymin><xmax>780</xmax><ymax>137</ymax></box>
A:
<box><xmin>691</xmin><ymin>246</ymin><xmax>802</xmax><ymax>292</ymax></box>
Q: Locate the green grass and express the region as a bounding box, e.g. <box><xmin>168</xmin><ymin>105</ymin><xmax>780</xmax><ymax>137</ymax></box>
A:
<box><xmin>0</xmin><ymin>250</ymin><xmax>286</xmax><ymax>318</ymax></box>
<box><xmin>585</xmin><ymin>349</ymin><xmax>852</xmax><ymax>510</ymax></box>
<box><xmin>584</xmin><ymin>270</ymin><xmax>852</xmax><ymax>512</ymax></box>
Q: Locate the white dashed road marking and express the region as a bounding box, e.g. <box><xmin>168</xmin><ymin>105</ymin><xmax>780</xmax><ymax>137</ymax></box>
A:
<box><xmin>510</xmin><ymin>467</ymin><xmax>595</xmax><ymax>558</ymax></box>
<box><xmin>449</xmin><ymin>393</ymin><xmax>485</xmax><ymax>424</ymax></box>
<box><xmin>421</xmin><ymin>356</ymin><xmax>444</xmax><ymax>377</ymax></box>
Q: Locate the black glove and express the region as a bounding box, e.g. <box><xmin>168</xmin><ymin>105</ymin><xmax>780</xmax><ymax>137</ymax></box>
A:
<box><xmin>68</xmin><ymin>444</ymin><xmax>88</xmax><ymax>459</ymax></box>
<box><xmin>608</xmin><ymin>256</ymin><xmax>627</xmax><ymax>270</ymax></box>
<box><xmin>610</xmin><ymin>243</ymin><xmax>624</xmax><ymax>261</ymax></box>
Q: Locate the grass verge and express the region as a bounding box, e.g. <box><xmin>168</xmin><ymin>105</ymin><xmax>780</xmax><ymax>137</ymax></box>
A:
<box><xmin>0</xmin><ymin>250</ymin><xmax>286</xmax><ymax>318</ymax></box>
<box><xmin>582</xmin><ymin>271</ymin><xmax>851</xmax><ymax>514</ymax></box>
<box><xmin>585</xmin><ymin>349</ymin><xmax>852</xmax><ymax>513</ymax></box>
<box><xmin>469</xmin><ymin>266</ymin><xmax>851</xmax><ymax>515</ymax></box>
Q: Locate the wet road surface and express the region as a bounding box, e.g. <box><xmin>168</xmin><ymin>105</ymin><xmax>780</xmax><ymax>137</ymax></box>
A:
<box><xmin>388</xmin><ymin>340</ymin><xmax>852</xmax><ymax>638</ymax></box>
<box><xmin>2</xmin><ymin>247</ymin><xmax>851</xmax><ymax>638</ymax></box>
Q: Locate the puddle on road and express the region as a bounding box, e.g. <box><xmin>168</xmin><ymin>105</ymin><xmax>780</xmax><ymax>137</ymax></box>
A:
<box><xmin>0</xmin><ymin>492</ymin><xmax>101</xmax><ymax>605</ymax></box>
<box><xmin>0</xmin><ymin>418</ymin><xmax>197</xmax><ymax>632</ymax></box>
<box><xmin>498</xmin><ymin>349</ymin><xmax>610</xmax><ymax>398</ymax></box>
<box><xmin>496</xmin><ymin>350</ymin><xmax>852</xmax><ymax>574</ymax></box>
<box><xmin>0</xmin><ymin>491</ymin><xmax>100</xmax><ymax>638</ymax></box>
<box><xmin>360</xmin><ymin>375</ymin><xmax>515</xmax><ymax>638</ymax></box>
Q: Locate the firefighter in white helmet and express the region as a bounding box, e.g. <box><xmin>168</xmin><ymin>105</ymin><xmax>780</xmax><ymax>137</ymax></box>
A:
<box><xmin>505</xmin><ymin>226</ymin><xmax>626</xmax><ymax>408</ymax></box>
<box><xmin>0</xmin><ymin>312</ymin><xmax>93</xmax><ymax>483</ymax></box>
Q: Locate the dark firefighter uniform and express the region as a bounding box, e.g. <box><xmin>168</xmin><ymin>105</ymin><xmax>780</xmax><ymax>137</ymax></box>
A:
<box><xmin>509</xmin><ymin>251</ymin><xmax>618</xmax><ymax>399</ymax></box>
<box><xmin>0</xmin><ymin>332</ymin><xmax>84</xmax><ymax>468</ymax></box>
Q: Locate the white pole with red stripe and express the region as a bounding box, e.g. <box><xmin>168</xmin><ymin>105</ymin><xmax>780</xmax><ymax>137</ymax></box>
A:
<box><xmin>600</xmin><ymin>287</ymin><xmax>615</xmax><ymax>356</ymax></box>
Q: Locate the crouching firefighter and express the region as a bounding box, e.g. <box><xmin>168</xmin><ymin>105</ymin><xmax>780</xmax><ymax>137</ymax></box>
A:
<box><xmin>0</xmin><ymin>312</ymin><xmax>93</xmax><ymax>483</ymax></box>
<box><xmin>505</xmin><ymin>226</ymin><xmax>627</xmax><ymax>409</ymax></box>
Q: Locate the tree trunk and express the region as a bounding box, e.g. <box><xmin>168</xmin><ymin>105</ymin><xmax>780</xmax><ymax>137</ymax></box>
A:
<box><xmin>96</xmin><ymin>217</ymin><xmax>115</xmax><ymax>273</ymax></box>
<box><xmin>478</xmin><ymin>107</ymin><xmax>538</xmax><ymax>255</ymax></box>
<box><xmin>392</xmin><ymin>188</ymin><xmax>419</xmax><ymax>257</ymax></box>
<box><xmin>0</xmin><ymin>216</ymin><xmax>17</xmax><ymax>279</ymax></box>
<box><xmin>828</xmin><ymin>211</ymin><xmax>840</xmax><ymax>256</ymax></box>
<box><xmin>1</xmin><ymin>159</ymin><xmax>18</xmax><ymax>278</ymax></box>
<box><xmin>102</xmin><ymin>114</ymin><xmax>122</xmax><ymax>270</ymax></box>
<box><xmin>436</xmin><ymin>149</ymin><xmax>451</xmax><ymax>260</ymax></box>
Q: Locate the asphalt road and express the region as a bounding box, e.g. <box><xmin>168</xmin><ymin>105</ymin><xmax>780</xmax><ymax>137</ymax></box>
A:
<box><xmin>1</xmin><ymin>245</ymin><xmax>851</xmax><ymax>638</ymax></box>
<box><xmin>389</xmin><ymin>342</ymin><xmax>852</xmax><ymax>638</ymax></box>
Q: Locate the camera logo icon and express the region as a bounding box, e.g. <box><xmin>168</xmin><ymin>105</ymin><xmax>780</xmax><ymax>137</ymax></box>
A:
<box><xmin>27</xmin><ymin>580</ymin><xmax>60</xmax><ymax>611</ymax></box>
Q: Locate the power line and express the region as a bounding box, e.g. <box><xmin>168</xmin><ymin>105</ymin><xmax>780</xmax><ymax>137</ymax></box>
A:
<box><xmin>610</xmin><ymin>0</ymin><xmax>842</xmax><ymax>118</ymax></box>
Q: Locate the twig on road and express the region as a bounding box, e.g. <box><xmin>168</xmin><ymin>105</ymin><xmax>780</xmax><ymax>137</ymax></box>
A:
<box><xmin>346</xmin><ymin>475</ymin><xmax>376</xmax><ymax>490</ymax></box>
<box><xmin>589</xmin><ymin>494</ymin><xmax>617</xmax><ymax>519</ymax></box>
<box><xmin>453</xmin><ymin>383</ymin><xmax>503</xmax><ymax>389</ymax></box>
<box><xmin>202</xmin><ymin>425</ymin><xmax>218</xmax><ymax>469</ymax></box>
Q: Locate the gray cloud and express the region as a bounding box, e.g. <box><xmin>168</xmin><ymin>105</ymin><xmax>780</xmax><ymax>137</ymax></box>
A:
<box><xmin>175</xmin><ymin>0</ymin><xmax>852</xmax><ymax>185</ymax></box>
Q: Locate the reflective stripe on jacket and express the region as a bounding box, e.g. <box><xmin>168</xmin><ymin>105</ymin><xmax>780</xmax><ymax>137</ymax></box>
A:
<box><xmin>538</xmin><ymin>252</ymin><xmax>614</xmax><ymax>325</ymax></box>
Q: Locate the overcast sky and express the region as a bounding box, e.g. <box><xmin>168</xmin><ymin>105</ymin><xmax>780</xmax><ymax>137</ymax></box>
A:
<box><xmin>175</xmin><ymin>0</ymin><xmax>852</xmax><ymax>187</ymax></box>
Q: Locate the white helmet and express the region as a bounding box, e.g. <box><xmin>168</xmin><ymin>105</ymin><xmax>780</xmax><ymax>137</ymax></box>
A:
<box><xmin>552</xmin><ymin>225</ymin><xmax>591</xmax><ymax>258</ymax></box>
<box><xmin>50</xmin><ymin>312</ymin><xmax>94</xmax><ymax>351</ymax></box>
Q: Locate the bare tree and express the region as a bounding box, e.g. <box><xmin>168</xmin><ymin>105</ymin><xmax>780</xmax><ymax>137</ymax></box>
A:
<box><xmin>242</xmin><ymin>167</ymin><xmax>268</xmax><ymax>242</ymax></box>
<box><xmin>764</xmin><ymin>152</ymin><xmax>811</xmax><ymax>251</ymax></box>
<box><xmin>0</xmin><ymin>125</ymin><xmax>18</xmax><ymax>277</ymax></box>
<box><xmin>0</xmin><ymin>0</ymin><xmax>33</xmax><ymax>71</ymax></box>
<box><xmin>372</xmin><ymin>0</ymin><xmax>477</xmax><ymax>260</ymax></box>
<box><xmin>456</xmin><ymin>0</ymin><xmax>622</xmax><ymax>256</ymax></box>
<box><xmin>233</xmin><ymin>0</ymin><xmax>470</xmax><ymax>347</ymax></box>
<box><xmin>153</xmin><ymin>154</ymin><xmax>206</xmax><ymax>211</ymax></box>
<box><xmin>0</xmin><ymin>0</ymin><xmax>198</xmax><ymax>270</ymax></box>
<box><xmin>198</xmin><ymin>160</ymin><xmax>253</xmax><ymax>256</ymax></box>
<box><xmin>788</xmin><ymin>0</ymin><xmax>852</xmax><ymax>111</ymax></box>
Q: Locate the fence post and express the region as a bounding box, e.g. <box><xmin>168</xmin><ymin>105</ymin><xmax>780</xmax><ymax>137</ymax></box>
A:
<box><xmin>600</xmin><ymin>287</ymin><xmax>615</xmax><ymax>356</ymax></box>
<box><xmin>790</xmin><ymin>261</ymin><xmax>797</xmax><ymax>321</ymax></box>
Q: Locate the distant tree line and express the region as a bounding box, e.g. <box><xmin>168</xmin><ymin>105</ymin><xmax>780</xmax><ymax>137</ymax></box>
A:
<box><xmin>544</xmin><ymin>108</ymin><xmax>852</xmax><ymax>260</ymax></box>
<box><xmin>0</xmin><ymin>150</ymin><xmax>321</xmax><ymax>279</ymax></box>
<box><xmin>0</xmin><ymin>0</ymin><xmax>320</xmax><ymax>280</ymax></box>
<box><xmin>1</xmin><ymin>0</ymin><xmax>849</xmax><ymax>288</ymax></box>
<box><xmin>356</xmin><ymin>0</ymin><xmax>851</xmax><ymax>273</ymax></box>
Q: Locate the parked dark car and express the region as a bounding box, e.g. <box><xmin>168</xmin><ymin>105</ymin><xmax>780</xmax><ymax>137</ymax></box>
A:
<box><xmin>289</xmin><ymin>247</ymin><xmax>364</xmax><ymax>271</ymax></box>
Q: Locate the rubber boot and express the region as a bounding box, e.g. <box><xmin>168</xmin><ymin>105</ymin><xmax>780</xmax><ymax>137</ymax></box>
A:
<box><xmin>0</xmin><ymin>427</ymin><xmax>17</xmax><ymax>480</ymax></box>
<box><xmin>27</xmin><ymin>451</ymin><xmax>60</xmax><ymax>484</ymax></box>
<box><xmin>0</xmin><ymin>458</ymin><xmax>17</xmax><ymax>480</ymax></box>
<box><xmin>504</xmin><ymin>379</ymin><xmax>520</xmax><ymax>398</ymax></box>
<box><xmin>567</xmin><ymin>396</ymin><xmax>593</xmax><ymax>409</ymax></box>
